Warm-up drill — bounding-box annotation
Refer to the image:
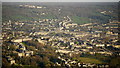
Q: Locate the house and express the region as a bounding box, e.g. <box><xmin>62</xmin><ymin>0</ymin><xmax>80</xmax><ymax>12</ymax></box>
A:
<box><xmin>87</xmin><ymin>64</ymin><xmax>95</xmax><ymax>67</ymax></box>
<box><xmin>36</xmin><ymin>6</ymin><xmax>42</xmax><ymax>8</ymax></box>
<box><xmin>89</xmin><ymin>52</ymin><xmax>95</xmax><ymax>55</ymax></box>
<box><xmin>59</xmin><ymin>47</ymin><xmax>66</xmax><ymax>49</ymax></box>
<box><xmin>70</xmin><ymin>42</ymin><xmax>74</xmax><ymax>45</ymax></box>
<box><xmin>19</xmin><ymin>45</ymin><xmax>26</xmax><ymax>50</ymax></box>
<box><xmin>55</xmin><ymin>50</ymin><xmax>71</xmax><ymax>54</ymax></box>
<box><xmin>96</xmin><ymin>44</ymin><xmax>105</xmax><ymax>47</ymax></box>
<box><xmin>97</xmin><ymin>51</ymin><xmax>112</xmax><ymax>55</ymax></box>
<box><xmin>86</xmin><ymin>46</ymin><xmax>93</xmax><ymax>49</ymax></box>
<box><xmin>6</xmin><ymin>56</ymin><xmax>16</xmax><ymax>65</ymax></box>
<box><xmin>18</xmin><ymin>53</ymin><xmax>25</xmax><ymax>57</ymax></box>
<box><xmin>81</xmin><ymin>49</ymin><xmax>89</xmax><ymax>52</ymax></box>
<box><xmin>10</xmin><ymin>60</ymin><xmax>15</xmax><ymax>65</ymax></box>
<box><xmin>78</xmin><ymin>63</ymin><xmax>82</xmax><ymax>67</ymax></box>
<box><xmin>70</xmin><ymin>61</ymin><xmax>76</xmax><ymax>64</ymax></box>
<box><xmin>66</xmin><ymin>23</ymin><xmax>77</xmax><ymax>27</ymax></box>
<box><xmin>37</xmin><ymin>39</ymin><xmax>45</xmax><ymax>45</ymax></box>
<box><xmin>83</xmin><ymin>64</ymin><xmax>88</xmax><ymax>67</ymax></box>
<box><xmin>100</xmin><ymin>11</ymin><xmax>106</xmax><ymax>14</ymax></box>
<box><xmin>25</xmin><ymin>51</ymin><xmax>34</xmax><ymax>56</ymax></box>
<box><xmin>56</xmin><ymin>62</ymin><xmax>61</xmax><ymax>66</ymax></box>
<box><xmin>6</xmin><ymin>56</ymin><xmax>12</xmax><ymax>61</ymax></box>
<box><xmin>12</xmin><ymin>38</ymin><xmax>32</xmax><ymax>43</ymax></box>
<box><xmin>113</xmin><ymin>45</ymin><xmax>120</xmax><ymax>48</ymax></box>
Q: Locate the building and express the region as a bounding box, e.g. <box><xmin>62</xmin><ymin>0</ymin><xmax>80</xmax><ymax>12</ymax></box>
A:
<box><xmin>96</xmin><ymin>44</ymin><xmax>105</xmax><ymax>47</ymax></box>
<box><xmin>18</xmin><ymin>53</ymin><xmax>25</xmax><ymax>57</ymax></box>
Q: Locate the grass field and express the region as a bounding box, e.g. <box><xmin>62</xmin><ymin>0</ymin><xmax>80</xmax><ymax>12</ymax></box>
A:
<box><xmin>73</xmin><ymin>57</ymin><xmax>103</xmax><ymax>64</ymax></box>
<box><xmin>71</xmin><ymin>16</ymin><xmax>90</xmax><ymax>24</ymax></box>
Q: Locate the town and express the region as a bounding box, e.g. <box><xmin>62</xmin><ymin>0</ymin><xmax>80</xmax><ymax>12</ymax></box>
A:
<box><xmin>2</xmin><ymin>2</ymin><xmax>120</xmax><ymax>68</ymax></box>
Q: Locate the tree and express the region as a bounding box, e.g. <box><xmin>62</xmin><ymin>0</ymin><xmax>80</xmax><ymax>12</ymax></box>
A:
<box><xmin>110</xmin><ymin>57</ymin><xmax>120</xmax><ymax>67</ymax></box>
<box><xmin>2</xmin><ymin>58</ymin><xmax>11</xmax><ymax>68</ymax></box>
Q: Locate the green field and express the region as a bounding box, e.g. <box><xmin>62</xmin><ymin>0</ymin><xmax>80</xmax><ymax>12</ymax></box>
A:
<box><xmin>71</xmin><ymin>16</ymin><xmax>90</xmax><ymax>24</ymax></box>
<box><xmin>73</xmin><ymin>57</ymin><xmax>103</xmax><ymax>64</ymax></box>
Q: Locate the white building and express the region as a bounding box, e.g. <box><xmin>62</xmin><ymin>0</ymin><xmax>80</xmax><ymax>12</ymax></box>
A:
<box><xmin>96</xmin><ymin>44</ymin><xmax>105</xmax><ymax>47</ymax></box>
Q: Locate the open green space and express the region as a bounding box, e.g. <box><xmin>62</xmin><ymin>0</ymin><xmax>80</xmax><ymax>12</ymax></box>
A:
<box><xmin>73</xmin><ymin>57</ymin><xmax>103</xmax><ymax>64</ymax></box>
<box><xmin>71</xmin><ymin>16</ymin><xmax>90</xmax><ymax>24</ymax></box>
